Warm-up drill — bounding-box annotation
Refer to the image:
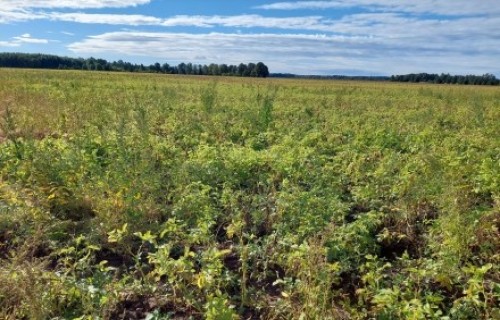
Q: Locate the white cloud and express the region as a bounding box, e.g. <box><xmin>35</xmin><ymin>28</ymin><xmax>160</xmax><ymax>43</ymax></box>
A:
<box><xmin>3</xmin><ymin>11</ymin><xmax>498</xmax><ymax>47</ymax></box>
<box><xmin>0</xmin><ymin>41</ymin><xmax>21</xmax><ymax>48</ymax></box>
<box><xmin>55</xmin><ymin>11</ymin><xmax>500</xmax><ymax>61</ymax></box>
<box><xmin>160</xmin><ymin>15</ymin><xmax>326</xmax><ymax>30</ymax></box>
<box><xmin>36</xmin><ymin>12</ymin><xmax>327</xmax><ymax>31</ymax></box>
<box><xmin>49</xmin><ymin>12</ymin><xmax>163</xmax><ymax>26</ymax></box>
<box><xmin>2</xmin><ymin>0</ymin><xmax>150</xmax><ymax>10</ymax></box>
<box><xmin>0</xmin><ymin>9</ymin><xmax>330</xmax><ymax>30</ymax></box>
<box><xmin>0</xmin><ymin>33</ymin><xmax>51</xmax><ymax>46</ymax></box>
<box><xmin>0</xmin><ymin>0</ymin><xmax>151</xmax><ymax>23</ymax></box>
<box><xmin>67</xmin><ymin>31</ymin><xmax>500</xmax><ymax>75</ymax></box>
<box><xmin>12</xmin><ymin>33</ymin><xmax>49</xmax><ymax>44</ymax></box>
<box><xmin>256</xmin><ymin>1</ymin><xmax>350</xmax><ymax>10</ymax></box>
<box><xmin>0</xmin><ymin>8</ymin><xmax>44</xmax><ymax>23</ymax></box>
<box><xmin>255</xmin><ymin>0</ymin><xmax>500</xmax><ymax>16</ymax></box>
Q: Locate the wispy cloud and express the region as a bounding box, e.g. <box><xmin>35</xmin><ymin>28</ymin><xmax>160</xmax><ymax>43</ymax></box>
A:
<box><xmin>0</xmin><ymin>33</ymin><xmax>51</xmax><ymax>47</ymax></box>
<box><xmin>0</xmin><ymin>41</ymin><xmax>21</xmax><ymax>48</ymax></box>
<box><xmin>4</xmin><ymin>12</ymin><xmax>328</xmax><ymax>31</ymax></box>
<box><xmin>13</xmin><ymin>33</ymin><xmax>49</xmax><ymax>44</ymax></box>
<box><xmin>160</xmin><ymin>14</ymin><xmax>325</xmax><ymax>30</ymax></box>
<box><xmin>0</xmin><ymin>8</ymin><xmax>42</xmax><ymax>24</ymax></box>
<box><xmin>2</xmin><ymin>0</ymin><xmax>151</xmax><ymax>10</ymax></box>
<box><xmin>1</xmin><ymin>10</ymin><xmax>329</xmax><ymax>30</ymax></box>
<box><xmin>41</xmin><ymin>12</ymin><xmax>500</xmax><ymax>55</ymax></box>
<box><xmin>255</xmin><ymin>0</ymin><xmax>500</xmax><ymax>16</ymax></box>
<box><xmin>3</xmin><ymin>11</ymin><xmax>499</xmax><ymax>45</ymax></box>
<box><xmin>0</xmin><ymin>0</ymin><xmax>152</xmax><ymax>23</ymax></box>
<box><xmin>67</xmin><ymin>31</ymin><xmax>500</xmax><ymax>75</ymax></box>
<box><xmin>256</xmin><ymin>1</ymin><xmax>350</xmax><ymax>10</ymax></box>
<box><xmin>49</xmin><ymin>12</ymin><xmax>163</xmax><ymax>26</ymax></box>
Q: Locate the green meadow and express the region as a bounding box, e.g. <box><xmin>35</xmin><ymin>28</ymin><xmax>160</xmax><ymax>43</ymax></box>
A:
<box><xmin>0</xmin><ymin>69</ymin><xmax>499</xmax><ymax>319</ymax></box>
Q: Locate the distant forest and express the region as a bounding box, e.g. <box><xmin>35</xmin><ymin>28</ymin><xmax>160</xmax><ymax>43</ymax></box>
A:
<box><xmin>272</xmin><ymin>72</ymin><xmax>499</xmax><ymax>85</ymax></box>
<box><xmin>391</xmin><ymin>73</ymin><xmax>499</xmax><ymax>85</ymax></box>
<box><xmin>270</xmin><ymin>73</ymin><xmax>390</xmax><ymax>81</ymax></box>
<box><xmin>1</xmin><ymin>52</ymin><xmax>498</xmax><ymax>85</ymax></box>
<box><xmin>0</xmin><ymin>52</ymin><xmax>270</xmax><ymax>78</ymax></box>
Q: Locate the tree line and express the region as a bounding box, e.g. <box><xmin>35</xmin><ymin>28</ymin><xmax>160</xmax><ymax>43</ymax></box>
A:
<box><xmin>391</xmin><ymin>73</ymin><xmax>499</xmax><ymax>85</ymax></box>
<box><xmin>0</xmin><ymin>52</ymin><xmax>270</xmax><ymax>77</ymax></box>
<box><xmin>271</xmin><ymin>72</ymin><xmax>499</xmax><ymax>85</ymax></box>
<box><xmin>271</xmin><ymin>73</ymin><xmax>390</xmax><ymax>81</ymax></box>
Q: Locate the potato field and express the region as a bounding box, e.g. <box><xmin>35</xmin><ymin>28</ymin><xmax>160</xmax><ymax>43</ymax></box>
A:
<box><xmin>0</xmin><ymin>69</ymin><xmax>499</xmax><ymax>319</ymax></box>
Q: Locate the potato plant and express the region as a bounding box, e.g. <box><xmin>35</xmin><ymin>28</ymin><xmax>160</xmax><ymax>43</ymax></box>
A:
<box><xmin>0</xmin><ymin>69</ymin><xmax>499</xmax><ymax>319</ymax></box>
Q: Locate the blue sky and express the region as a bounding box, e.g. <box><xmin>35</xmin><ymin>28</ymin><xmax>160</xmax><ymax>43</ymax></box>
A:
<box><xmin>1</xmin><ymin>0</ymin><xmax>499</xmax><ymax>76</ymax></box>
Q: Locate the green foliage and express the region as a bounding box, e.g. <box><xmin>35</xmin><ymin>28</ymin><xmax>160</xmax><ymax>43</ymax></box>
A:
<box><xmin>391</xmin><ymin>72</ymin><xmax>500</xmax><ymax>85</ymax></box>
<box><xmin>0</xmin><ymin>69</ymin><xmax>499</xmax><ymax>319</ymax></box>
<box><xmin>0</xmin><ymin>52</ymin><xmax>271</xmax><ymax>77</ymax></box>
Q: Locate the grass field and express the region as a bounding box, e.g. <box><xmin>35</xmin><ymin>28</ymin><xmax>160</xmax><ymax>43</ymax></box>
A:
<box><xmin>0</xmin><ymin>69</ymin><xmax>499</xmax><ymax>319</ymax></box>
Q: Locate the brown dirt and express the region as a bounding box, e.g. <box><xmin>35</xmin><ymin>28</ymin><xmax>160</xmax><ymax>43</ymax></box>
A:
<box><xmin>105</xmin><ymin>292</ymin><xmax>198</xmax><ymax>320</ymax></box>
<box><xmin>470</xmin><ymin>211</ymin><xmax>500</xmax><ymax>263</ymax></box>
<box><xmin>378</xmin><ymin>201</ymin><xmax>439</xmax><ymax>260</ymax></box>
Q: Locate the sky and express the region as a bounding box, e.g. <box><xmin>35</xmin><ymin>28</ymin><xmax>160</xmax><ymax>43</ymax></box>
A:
<box><xmin>1</xmin><ymin>0</ymin><xmax>499</xmax><ymax>76</ymax></box>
